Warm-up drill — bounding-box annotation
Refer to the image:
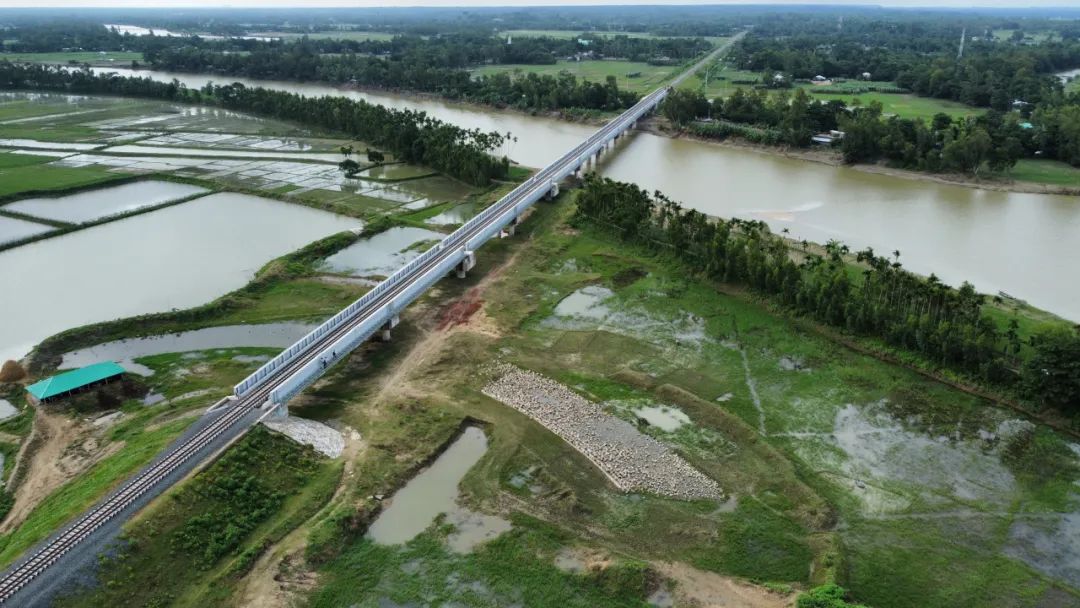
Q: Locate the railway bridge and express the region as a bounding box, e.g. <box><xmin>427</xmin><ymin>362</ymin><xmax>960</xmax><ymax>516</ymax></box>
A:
<box><xmin>0</xmin><ymin>40</ymin><xmax>732</xmax><ymax>605</ymax></box>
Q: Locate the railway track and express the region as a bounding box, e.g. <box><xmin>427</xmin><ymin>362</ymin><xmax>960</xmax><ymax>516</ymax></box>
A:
<box><xmin>0</xmin><ymin>81</ymin><xmax>672</xmax><ymax>604</ymax></box>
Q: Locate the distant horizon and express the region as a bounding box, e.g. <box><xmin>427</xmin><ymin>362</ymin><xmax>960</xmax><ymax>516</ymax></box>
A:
<box><xmin>0</xmin><ymin>1</ymin><xmax>1079</xmax><ymax>9</ymax></box>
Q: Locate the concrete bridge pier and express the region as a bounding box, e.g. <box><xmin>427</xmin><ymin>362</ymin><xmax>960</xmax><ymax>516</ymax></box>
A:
<box><xmin>456</xmin><ymin>250</ymin><xmax>476</xmax><ymax>278</ymax></box>
<box><xmin>546</xmin><ymin>182</ymin><xmax>560</xmax><ymax>200</ymax></box>
<box><xmin>377</xmin><ymin>314</ymin><xmax>401</xmax><ymax>342</ymax></box>
<box><xmin>500</xmin><ymin>215</ymin><xmax>520</xmax><ymax>237</ymax></box>
<box><xmin>268</xmin><ymin>398</ymin><xmax>288</xmax><ymax>419</ymax></box>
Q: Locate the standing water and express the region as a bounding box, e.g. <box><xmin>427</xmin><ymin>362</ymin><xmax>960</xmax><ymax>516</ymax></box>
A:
<box><xmin>366</xmin><ymin>426</ymin><xmax>511</xmax><ymax>551</ymax></box>
<box><xmin>0</xmin><ymin>192</ymin><xmax>359</xmax><ymax>362</ymax></box>
<box><xmin>74</xmin><ymin>69</ymin><xmax>1080</xmax><ymax>319</ymax></box>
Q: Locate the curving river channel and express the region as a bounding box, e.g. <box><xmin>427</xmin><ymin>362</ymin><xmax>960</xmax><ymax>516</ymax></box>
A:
<box><xmin>89</xmin><ymin>67</ymin><xmax>1080</xmax><ymax>321</ymax></box>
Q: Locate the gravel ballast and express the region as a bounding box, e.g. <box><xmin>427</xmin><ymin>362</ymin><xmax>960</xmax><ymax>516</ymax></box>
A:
<box><xmin>483</xmin><ymin>365</ymin><xmax>723</xmax><ymax>501</ymax></box>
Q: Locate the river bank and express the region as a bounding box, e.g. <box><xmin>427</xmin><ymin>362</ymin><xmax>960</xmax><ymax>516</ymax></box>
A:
<box><xmin>638</xmin><ymin>118</ymin><xmax>1080</xmax><ymax>197</ymax></box>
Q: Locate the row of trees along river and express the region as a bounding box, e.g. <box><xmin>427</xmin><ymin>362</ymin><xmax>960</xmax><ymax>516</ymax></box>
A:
<box><xmin>0</xmin><ymin>62</ymin><xmax>509</xmax><ymax>185</ymax></box>
<box><xmin>573</xmin><ymin>175</ymin><xmax>1080</xmax><ymax>415</ymax></box>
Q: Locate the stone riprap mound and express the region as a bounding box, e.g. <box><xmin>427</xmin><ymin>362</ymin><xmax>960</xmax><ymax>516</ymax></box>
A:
<box><xmin>483</xmin><ymin>365</ymin><xmax>723</xmax><ymax>501</ymax></box>
<box><xmin>262</xmin><ymin>416</ymin><xmax>346</xmax><ymax>458</ymax></box>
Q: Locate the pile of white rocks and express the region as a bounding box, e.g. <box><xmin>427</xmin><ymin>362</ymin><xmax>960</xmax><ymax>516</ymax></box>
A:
<box><xmin>483</xmin><ymin>365</ymin><xmax>724</xmax><ymax>501</ymax></box>
<box><xmin>262</xmin><ymin>416</ymin><xmax>346</xmax><ymax>458</ymax></box>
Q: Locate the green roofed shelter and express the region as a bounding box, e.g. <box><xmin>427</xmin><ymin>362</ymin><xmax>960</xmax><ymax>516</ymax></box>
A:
<box><xmin>26</xmin><ymin>361</ymin><xmax>125</xmax><ymax>403</ymax></box>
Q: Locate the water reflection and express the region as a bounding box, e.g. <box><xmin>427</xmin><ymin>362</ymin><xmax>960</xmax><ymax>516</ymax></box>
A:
<box><xmin>367</xmin><ymin>426</ymin><xmax>510</xmax><ymax>551</ymax></box>
<box><xmin>322</xmin><ymin>226</ymin><xmax>442</xmax><ymax>277</ymax></box>
<box><xmin>5</xmin><ymin>180</ymin><xmax>207</xmax><ymax>223</ymax></box>
<box><xmin>0</xmin><ymin>192</ymin><xmax>359</xmax><ymax>362</ymax></box>
<box><xmin>60</xmin><ymin>322</ymin><xmax>316</xmax><ymax>375</ymax></box>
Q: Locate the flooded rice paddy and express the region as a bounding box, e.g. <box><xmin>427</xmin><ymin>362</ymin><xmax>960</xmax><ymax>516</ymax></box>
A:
<box><xmin>0</xmin><ymin>215</ymin><xmax>53</xmax><ymax>245</ymax></box>
<box><xmin>367</xmin><ymin>426</ymin><xmax>511</xmax><ymax>551</ymax></box>
<box><xmin>59</xmin><ymin>322</ymin><xmax>317</xmax><ymax>375</ymax></box>
<box><xmin>101</xmin><ymin>144</ymin><xmax>347</xmax><ymax>163</ymax></box>
<box><xmin>0</xmin><ymin>192</ymin><xmax>359</xmax><ymax>362</ymax></box>
<box><xmin>4</xmin><ymin>180</ymin><xmax>207</xmax><ymax>223</ymax></box>
<box><xmin>321</xmin><ymin>226</ymin><xmax>442</xmax><ymax>277</ymax></box>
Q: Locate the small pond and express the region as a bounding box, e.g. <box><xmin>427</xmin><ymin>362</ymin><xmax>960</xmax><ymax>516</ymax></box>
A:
<box><xmin>366</xmin><ymin>426</ymin><xmax>511</xmax><ymax>552</ymax></box>
<box><xmin>321</xmin><ymin>226</ymin><xmax>442</xmax><ymax>277</ymax></box>
<box><xmin>60</xmin><ymin>322</ymin><xmax>317</xmax><ymax>375</ymax></box>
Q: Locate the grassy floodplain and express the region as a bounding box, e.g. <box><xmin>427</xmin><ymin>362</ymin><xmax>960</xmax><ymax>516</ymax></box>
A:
<box><xmin>44</xmin><ymin>188</ymin><xmax>1078</xmax><ymax>607</ymax></box>
<box><xmin>1009</xmin><ymin>158</ymin><xmax>1080</xmax><ymax>187</ymax></box>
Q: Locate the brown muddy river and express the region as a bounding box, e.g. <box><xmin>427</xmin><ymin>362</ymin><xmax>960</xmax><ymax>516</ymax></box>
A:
<box><xmin>74</xmin><ymin>68</ymin><xmax>1080</xmax><ymax>320</ymax></box>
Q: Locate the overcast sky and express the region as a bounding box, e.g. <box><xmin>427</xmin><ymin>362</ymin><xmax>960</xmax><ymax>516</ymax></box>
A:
<box><xmin>0</xmin><ymin>0</ymin><xmax>1076</xmax><ymax>8</ymax></box>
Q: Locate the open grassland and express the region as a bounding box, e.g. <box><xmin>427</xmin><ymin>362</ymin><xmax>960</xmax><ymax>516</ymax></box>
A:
<box><xmin>1009</xmin><ymin>158</ymin><xmax>1080</xmax><ymax>187</ymax></box>
<box><xmin>0</xmin><ymin>154</ymin><xmax>126</xmax><ymax>199</ymax></box>
<box><xmin>0</xmin><ymin>51</ymin><xmax>142</xmax><ymax>66</ymax></box>
<box><xmin>677</xmin><ymin>64</ymin><xmax>763</xmax><ymax>98</ymax></box>
<box><xmin>473</xmin><ymin>60</ymin><xmax>681</xmax><ymax>93</ymax></box>
<box><xmin>805</xmin><ymin>91</ymin><xmax>981</xmax><ymax>120</ymax></box>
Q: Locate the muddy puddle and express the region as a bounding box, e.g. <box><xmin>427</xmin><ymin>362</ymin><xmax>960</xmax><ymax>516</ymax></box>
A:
<box><xmin>321</xmin><ymin>226</ymin><xmax>442</xmax><ymax>278</ymax></box>
<box><xmin>367</xmin><ymin>426</ymin><xmax>510</xmax><ymax>551</ymax></box>
<box><xmin>1005</xmin><ymin>512</ymin><xmax>1080</xmax><ymax>586</ymax></box>
<box><xmin>632</xmin><ymin>404</ymin><xmax>691</xmax><ymax>432</ymax></box>
<box><xmin>786</xmin><ymin>401</ymin><xmax>1055</xmax><ymax>514</ymax></box>
<box><xmin>5</xmin><ymin>181</ymin><xmax>208</xmax><ymax>223</ymax></box>
<box><xmin>59</xmin><ymin>322</ymin><xmax>317</xmax><ymax>376</ymax></box>
<box><xmin>543</xmin><ymin>285</ymin><xmax>708</xmax><ymax>349</ymax></box>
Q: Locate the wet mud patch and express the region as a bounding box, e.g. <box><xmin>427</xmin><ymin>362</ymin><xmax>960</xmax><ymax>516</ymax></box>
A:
<box><xmin>1005</xmin><ymin>512</ymin><xmax>1080</xmax><ymax>586</ymax></box>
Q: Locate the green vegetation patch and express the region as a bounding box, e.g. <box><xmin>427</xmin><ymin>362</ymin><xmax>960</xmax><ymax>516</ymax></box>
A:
<box><xmin>309</xmin><ymin>514</ymin><xmax>657</xmax><ymax>608</ymax></box>
<box><xmin>806</xmin><ymin>91</ymin><xmax>980</xmax><ymax>120</ymax></box>
<box><xmin>0</xmin><ymin>51</ymin><xmax>142</xmax><ymax>65</ymax></box>
<box><xmin>1010</xmin><ymin>159</ymin><xmax>1080</xmax><ymax>187</ymax></box>
<box><xmin>0</xmin><ymin>415</ymin><xmax>194</xmax><ymax>568</ymax></box>
<box><xmin>0</xmin><ymin>161</ymin><xmax>127</xmax><ymax>199</ymax></box>
<box><xmin>474</xmin><ymin>60</ymin><xmax>680</xmax><ymax>94</ymax></box>
<box><xmin>57</xmin><ymin>426</ymin><xmax>337</xmax><ymax>608</ymax></box>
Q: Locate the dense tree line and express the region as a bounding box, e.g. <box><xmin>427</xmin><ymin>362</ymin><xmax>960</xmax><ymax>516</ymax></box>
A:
<box><xmin>730</xmin><ymin>15</ymin><xmax>1080</xmax><ymax>110</ymax></box>
<box><xmin>0</xmin><ymin>62</ymin><xmax>508</xmax><ymax>185</ymax></box>
<box><xmin>145</xmin><ymin>43</ymin><xmax>641</xmax><ymax>112</ymax></box>
<box><xmin>572</xmin><ymin>175</ymin><xmax>1080</xmax><ymax>413</ymax></box>
<box><xmin>663</xmin><ymin>86</ymin><xmax>1080</xmax><ymax>172</ymax></box>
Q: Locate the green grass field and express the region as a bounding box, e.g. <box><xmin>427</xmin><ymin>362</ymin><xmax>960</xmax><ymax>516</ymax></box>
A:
<box><xmin>1009</xmin><ymin>158</ymin><xmax>1080</xmax><ymax>187</ymax></box>
<box><xmin>0</xmin><ymin>155</ymin><xmax>127</xmax><ymax>198</ymax></box>
<box><xmin>806</xmin><ymin>90</ymin><xmax>981</xmax><ymax>120</ymax></box>
<box><xmin>0</xmin><ymin>51</ymin><xmax>142</xmax><ymax>66</ymax></box>
<box><xmin>473</xmin><ymin>59</ymin><xmax>681</xmax><ymax>93</ymax></box>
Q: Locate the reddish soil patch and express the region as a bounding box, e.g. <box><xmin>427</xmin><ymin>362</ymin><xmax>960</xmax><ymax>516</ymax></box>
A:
<box><xmin>438</xmin><ymin>287</ymin><xmax>484</xmax><ymax>330</ymax></box>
